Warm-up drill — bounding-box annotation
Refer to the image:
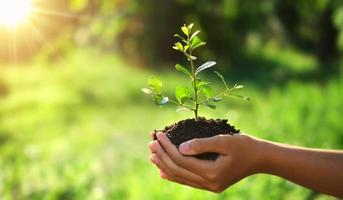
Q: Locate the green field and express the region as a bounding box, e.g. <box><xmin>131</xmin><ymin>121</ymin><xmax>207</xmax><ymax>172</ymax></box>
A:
<box><xmin>0</xmin><ymin>50</ymin><xmax>342</xmax><ymax>200</ymax></box>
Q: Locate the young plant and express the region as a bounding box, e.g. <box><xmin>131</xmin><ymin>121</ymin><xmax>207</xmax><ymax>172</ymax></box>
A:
<box><xmin>142</xmin><ymin>23</ymin><xmax>248</xmax><ymax>119</ymax></box>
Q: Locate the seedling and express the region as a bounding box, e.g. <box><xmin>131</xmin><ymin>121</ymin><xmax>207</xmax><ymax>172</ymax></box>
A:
<box><xmin>142</xmin><ymin>23</ymin><xmax>248</xmax><ymax>119</ymax></box>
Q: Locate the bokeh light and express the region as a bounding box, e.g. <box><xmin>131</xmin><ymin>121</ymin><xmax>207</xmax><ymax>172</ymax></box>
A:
<box><xmin>0</xmin><ymin>0</ymin><xmax>32</xmax><ymax>27</ymax></box>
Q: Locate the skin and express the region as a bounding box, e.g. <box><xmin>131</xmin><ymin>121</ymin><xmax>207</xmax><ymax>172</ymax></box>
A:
<box><xmin>149</xmin><ymin>131</ymin><xmax>343</xmax><ymax>198</ymax></box>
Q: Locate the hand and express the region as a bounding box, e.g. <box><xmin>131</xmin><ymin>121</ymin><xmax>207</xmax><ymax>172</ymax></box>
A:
<box><xmin>149</xmin><ymin>131</ymin><xmax>262</xmax><ymax>193</ymax></box>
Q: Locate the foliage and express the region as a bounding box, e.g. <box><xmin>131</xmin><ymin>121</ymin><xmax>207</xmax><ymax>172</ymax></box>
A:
<box><xmin>142</xmin><ymin>24</ymin><xmax>248</xmax><ymax>119</ymax></box>
<box><xmin>0</xmin><ymin>50</ymin><xmax>342</xmax><ymax>199</ymax></box>
<box><xmin>104</xmin><ymin>0</ymin><xmax>343</xmax><ymax>69</ymax></box>
<box><xmin>3</xmin><ymin>0</ymin><xmax>343</xmax><ymax>72</ymax></box>
<box><xmin>0</xmin><ymin>0</ymin><xmax>342</xmax><ymax>199</ymax></box>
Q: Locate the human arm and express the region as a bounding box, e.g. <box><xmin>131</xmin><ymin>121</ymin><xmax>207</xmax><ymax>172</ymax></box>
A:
<box><xmin>149</xmin><ymin>132</ymin><xmax>343</xmax><ymax>197</ymax></box>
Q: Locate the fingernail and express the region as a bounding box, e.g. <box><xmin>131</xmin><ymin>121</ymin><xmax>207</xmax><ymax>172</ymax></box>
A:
<box><xmin>150</xmin><ymin>141</ymin><xmax>157</xmax><ymax>151</ymax></box>
<box><xmin>179</xmin><ymin>141</ymin><xmax>190</xmax><ymax>153</ymax></box>
<box><xmin>150</xmin><ymin>154</ymin><xmax>158</xmax><ymax>164</ymax></box>
<box><xmin>156</xmin><ymin>132</ymin><xmax>164</xmax><ymax>140</ymax></box>
<box><xmin>160</xmin><ymin>171</ymin><xmax>167</xmax><ymax>179</ymax></box>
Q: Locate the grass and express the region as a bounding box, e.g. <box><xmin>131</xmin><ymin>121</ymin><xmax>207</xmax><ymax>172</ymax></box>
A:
<box><xmin>0</xmin><ymin>49</ymin><xmax>342</xmax><ymax>199</ymax></box>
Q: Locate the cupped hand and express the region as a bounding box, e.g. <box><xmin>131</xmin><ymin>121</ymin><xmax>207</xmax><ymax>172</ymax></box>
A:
<box><xmin>148</xmin><ymin>131</ymin><xmax>262</xmax><ymax>193</ymax></box>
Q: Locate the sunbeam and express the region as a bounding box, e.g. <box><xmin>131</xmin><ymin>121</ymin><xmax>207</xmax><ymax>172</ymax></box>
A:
<box><xmin>0</xmin><ymin>0</ymin><xmax>33</xmax><ymax>27</ymax></box>
<box><xmin>0</xmin><ymin>0</ymin><xmax>90</xmax><ymax>63</ymax></box>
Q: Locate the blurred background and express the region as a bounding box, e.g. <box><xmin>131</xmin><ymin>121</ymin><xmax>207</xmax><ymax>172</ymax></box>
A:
<box><xmin>0</xmin><ymin>0</ymin><xmax>342</xmax><ymax>199</ymax></box>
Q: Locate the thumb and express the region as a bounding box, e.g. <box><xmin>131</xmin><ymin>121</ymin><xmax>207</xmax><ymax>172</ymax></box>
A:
<box><xmin>178</xmin><ymin>135</ymin><xmax>231</xmax><ymax>155</ymax></box>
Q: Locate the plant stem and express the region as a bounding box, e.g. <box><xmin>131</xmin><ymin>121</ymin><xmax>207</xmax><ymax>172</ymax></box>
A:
<box><xmin>169</xmin><ymin>98</ymin><xmax>195</xmax><ymax>111</ymax></box>
<box><xmin>198</xmin><ymin>88</ymin><xmax>231</xmax><ymax>105</ymax></box>
<box><xmin>189</xmin><ymin>44</ymin><xmax>198</xmax><ymax>119</ymax></box>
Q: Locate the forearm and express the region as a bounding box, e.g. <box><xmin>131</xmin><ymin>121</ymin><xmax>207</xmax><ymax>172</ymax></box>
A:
<box><xmin>255</xmin><ymin>139</ymin><xmax>343</xmax><ymax>197</ymax></box>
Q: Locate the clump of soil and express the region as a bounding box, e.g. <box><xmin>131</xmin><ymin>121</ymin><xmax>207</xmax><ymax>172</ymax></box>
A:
<box><xmin>154</xmin><ymin>117</ymin><xmax>239</xmax><ymax>160</ymax></box>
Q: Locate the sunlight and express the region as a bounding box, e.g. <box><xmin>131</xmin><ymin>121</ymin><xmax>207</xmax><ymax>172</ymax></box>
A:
<box><xmin>0</xmin><ymin>0</ymin><xmax>89</xmax><ymax>63</ymax></box>
<box><xmin>0</xmin><ymin>0</ymin><xmax>32</xmax><ymax>27</ymax></box>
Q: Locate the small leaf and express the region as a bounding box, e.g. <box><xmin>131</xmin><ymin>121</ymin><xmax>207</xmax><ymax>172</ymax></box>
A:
<box><xmin>205</xmin><ymin>103</ymin><xmax>216</xmax><ymax>110</ymax></box>
<box><xmin>187</xmin><ymin>23</ymin><xmax>194</xmax><ymax>30</ymax></box>
<box><xmin>148</xmin><ymin>77</ymin><xmax>162</xmax><ymax>93</ymax></box>
<box><xmin>193</xmin><ymin>42</ymin><xmax>206</xmax><ymax>49</ymax></box>
<box><xmin>190</xmin><ymin>30</ymin><xmax>200</xmax><ymax>40</ymax></box>
<box><xmin>174</xmin><ymin>42</ymin><xmax>183</xmax><ymax>51</ymax></box>
<box><xmin>181</xmin><ymin>25</ymin><xmax>189</xmax><ymax>36</ymax></box>
<box><xmin>196</xmin><ymin>81</ymin><xmax>210</xmax><ymax>92</ymax></box>
<box><xmin>235</xmin><ymin>85</ymin><xmax>244</xmax><ymax>89</ymax></box>
<box><xmin>184</xmin><ymin>45</ymin><xmax>189</xmax><ymax>52</ymax></box>
<box><xmin>191</xmin><ymin>36</ymin><xmax>206</xmax><ymax>49</ymax></box>
<box><xmin>141</xmin><ymin>88</ymin><xmax>153</xmax><ymax>95</ymax></box>
<box><xmin>202</xmin><ymin>86</ymin><xmax>213</xmax><ymax>98</ymax></box>
<box><xmin>175</xmin><ymin>64</ymin><xmax>192</xmax><ymax>78</ymax></box>
<box><xmin>153</xmin><ymin>95</ymin><xmax>169</xmax><ymax>105</ymax></box>
<box><xmin>228</xmin><ymin>93</ymin><xmax>250</xmax><ymax>101</ymax></box>
<box><xmin>211</xmin><ymin>97</ymin><xmax>222</xmax><ymax>102</ymax></box>
<box><xmin>214</xmin><ymin>71</ymin><xmax>228</xmax><ymax>89</ymax></box>
<box><xmin>195</xmin><ymin>61</ymin><xmax>216</xmax><ymax>75</ymax></box>
<box><xmin>176</xmin><ymin>106</ymin><xmax>190</xmax><ymax>112</ymax></box>
<box><xmin>153</xmin><ymin>94</ymin><xmax>162</xmax><ymax>105</ymax></box>
<box><xmin>159</xmin><ymin>96</ymin><xmax>169</xmax><ymax>104</ymax></box>
<box><xmin>188</xmin><ymin>55</ymin><xmax>197</xmax><ymax>61</ymax></box>
<box><xmin>175</xmin><ymin>86</ymin><xmax>191</xmax><ymax>104</ymax></box>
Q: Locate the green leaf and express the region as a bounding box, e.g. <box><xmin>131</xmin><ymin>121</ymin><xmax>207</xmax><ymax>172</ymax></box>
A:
<box><xmin>159</xmin><ymin>96</ymin><xmax>169</xmax><ymax>104</ymax></box>
<box><xmin>175</xmin><ymin>86</ymin><xmax>191</xmax><ymax>104</ymax></box>
<box><xmin>211</xmin><ymin>97</ymin><xmax>222</xmax><ymax>102</ymax></box>
<box><xmin>153</xmin><ymin>94</ymin><xmax>162</xmax><ymax>105</ymax></box>
<box><xmin>195</xmin><ymin>61</ymin><xmax>216</xmax><ymax>75</ymax></box>
<box><xmin>181</xmin><ymin>25</ymin><xmax>189</xmax><ymax>36</ymax></box>
<box><xmin>234</xmin><ymin>84</ymin><xmax>244</xmax><ymax>89</ymax></box>
<box><xmin>202</xmin><ymin>86</ymin><xmax>213</xmax><ymax>98</ymax></box>
<box><xmin>190</xmin><ymin>30</ymin><xmax>200</xmax><ymax>40</ymax></box>
<box><xmin>205</xmin><ymin>103</ymin><xmax>216</xmax><ymax>110</ymax></box>
<box><xmin>227</xmin><ymin>93</ymin><xmax>250</xmax><ymax>101</ymax></box>
<box><xmin>148</xmin><ymin>77</ymin><xmax>162</xmax><ymax>93</ymax></box>
<box><xmin>196</xmin><ymin>81</ymin><xmax>210</xmax><ymax>92</ymax></box>
<box><xmin>173</xmin><ymin>42</ymin><xmax>183</xmax><ymax>51</ymax></box>
<box><xmin>175</xmin><ymin>64</ymin><xmax>192</xmax><ymax>78</ymax></box>
<box><xmin>153</xmin><ymin>95</ymin><xmax>169</xmax><ymax>105</ymax></box>
<box><xmin>176</xmin><ymin>106</ymin><xmax>190</xmax><ymax>112</ymax></box>
<box><xmin>214</xmin><ymin>71</ymin><xmax>228</xmax><ymax>89</ymax></box>
<box><xmin>187</xmin><ymin>55</ymin><xmax>197</xmax><ymax>61</ymax></box>
<box><xmin>187</xmin><ymin>23</ymin><xmax>194</xmax><ymax>30</ymax></box>
<box><xmin>191</xmin><ymin>36</ymin><xmax>206</xmax><ymax>49</ymax></box>
<box><xmin>141</xmin><ymin>88</ymin><xmax>153</xmax><ymax>95</ymax></box>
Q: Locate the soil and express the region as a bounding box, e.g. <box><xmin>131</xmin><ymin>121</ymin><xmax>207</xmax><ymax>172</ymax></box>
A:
<box><xmin>154</xmin><ymin>117</ymin><xmax>239</xmax><ymax>161</ymax></box>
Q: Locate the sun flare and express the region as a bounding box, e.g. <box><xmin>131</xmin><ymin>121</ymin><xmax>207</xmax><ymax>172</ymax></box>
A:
<box><xmin>0</xmin><ymin>0</ymin><xmax>32</xmax><ymax>27</ymax></box>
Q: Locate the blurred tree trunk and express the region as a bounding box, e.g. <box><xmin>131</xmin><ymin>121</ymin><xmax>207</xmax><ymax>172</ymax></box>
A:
<box><xmin>316</xmin><ymin>7</ymin><xmax>339</xmax><ymax>73</ymax></box>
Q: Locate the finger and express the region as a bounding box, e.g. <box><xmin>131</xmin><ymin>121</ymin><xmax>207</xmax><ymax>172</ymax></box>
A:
<box><xmin>159</xmin><ymin>170</ymin><xmax>207</xmax><ymax>191</ymax></box>
<box><xmin>156</xmin><ymin>132</ymin><xmax>212</xmax><ymax>173</ymax></box>
<box><xmin>150</xmin><ymin>130</ymin><xmax>156</xmax><ymax>140</ymax></box>
<box><xmin>150</xmin><ymin>153</ymin><xmax>160</xmax><ymax>167</ymax></box>
<box><xmin>149</xmin><ymin>140</ymin><xmax>159</xmax><ymax>153</ymax></box>
<box><xmin>179</xmin><ymin>134</ymin><xmax>233</xmax><ymax>155</ymax></box>
<box><xmin>155</xmin><ymin>153</ymin><xmax>211</xmax><ymax>190</ymax></box>
<box><xmin>154</xmin><ymin>140</ymin><xmax>208</xmax><ymax>187</ymax></box>
<box><xmin>160</xmin><ymin>170</ymin><xmax>174</xmax><ymax>181</ymax></box>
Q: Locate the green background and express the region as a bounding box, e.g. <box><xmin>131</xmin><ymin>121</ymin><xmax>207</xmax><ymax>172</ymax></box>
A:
<box><xmin>0</xmin><ymin>0</ymin><xmax>342</xmax><ymax>199</ymax></box>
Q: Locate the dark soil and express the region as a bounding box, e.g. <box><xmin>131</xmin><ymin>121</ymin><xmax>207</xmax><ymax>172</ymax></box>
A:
<box><xmin>154</xmin><ymin>117</ymin><xmax>239</xmax><ymax>161</ymax></box>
